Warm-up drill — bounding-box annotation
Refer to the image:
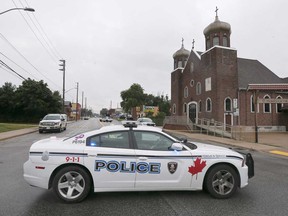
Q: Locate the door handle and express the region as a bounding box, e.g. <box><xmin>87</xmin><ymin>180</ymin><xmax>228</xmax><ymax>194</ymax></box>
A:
<box><xmin>88</xmin><ymin>154</ymin><xmax>97</xmax><ymax>157</ymax></box>
<box><xmin>138</xmin><ymin>157</ymin><xmax>148</xmax><ymax>161</ymax></box>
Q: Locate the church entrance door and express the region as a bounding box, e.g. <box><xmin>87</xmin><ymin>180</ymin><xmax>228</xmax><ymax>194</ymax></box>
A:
<box><xmin>188</xmin><ymin>102</ymin><xmax>197</xmax><ymax>123</ymax></box>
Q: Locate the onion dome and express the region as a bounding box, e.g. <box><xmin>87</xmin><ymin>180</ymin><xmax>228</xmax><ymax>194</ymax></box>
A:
<box><xmin>203</xmin><ymin>15</ymin><xmax>231</xmax><ymax>35</ymax></box>
<box><xmin>173</xmin><ymin>40</ymin><xmax>190</xmax><ymax>59</ymax></box>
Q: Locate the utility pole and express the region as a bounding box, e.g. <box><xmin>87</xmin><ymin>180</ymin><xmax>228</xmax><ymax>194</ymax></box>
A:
<box><xmin>76</xmin><ymin>82</ymin><xmax>79</xmax><ymax>121</ymax></box>
<box><xmin>59</xmin><ymin>59</ymin><xmax>66</xmax><ymax>113</ymax></box>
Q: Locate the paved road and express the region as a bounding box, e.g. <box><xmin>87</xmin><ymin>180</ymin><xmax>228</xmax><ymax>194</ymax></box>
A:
<box><xmin>0</xmin><ymin>118</ymin><xmax>287</xmax><ymax>216</ymax></box>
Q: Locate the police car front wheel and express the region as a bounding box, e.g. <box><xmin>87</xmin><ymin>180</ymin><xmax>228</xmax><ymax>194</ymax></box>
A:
<box><xmin>205</xmin><ymin>164</ymin><xmax>239</xmax><ymax>199</ymax></box>
<box><xmin>52</xmin><ymin>166</ymin><xmax>91</xmax><ymax>203</ymax></box>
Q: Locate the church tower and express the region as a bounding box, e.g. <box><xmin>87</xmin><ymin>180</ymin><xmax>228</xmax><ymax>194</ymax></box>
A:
<box><xmin>203</xmin><ymin>7</ymin><xmax>231</xmax><ymax>50</ymax></box>
<box><xmin>172</xmin><ymin>39</ymin><xmax>190</xmax><ymax>70</ymax></box>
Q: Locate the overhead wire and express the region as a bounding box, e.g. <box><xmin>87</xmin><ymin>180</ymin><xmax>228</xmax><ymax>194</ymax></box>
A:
<box><xmin>0</xmin><ymin>51</ymin><xmax>38</xmax><ymax>80</ymax></box>
<box><xmin>24</xmin><ymin>0</ymin><xmax>63</xmax><ymax>60</ymax></box>
<box><xmin>3</xmin><ymin>0</ymin><xmax>79</xmax><ymax>104</ymax></box>
<box><xmin>0</xmin><ymin>33</ymin><xmax>61</xmax><ymax>90</ymax></box>
<box><xmin>11</xmin><ymin>0</ymin><xmax>59</xmax><ymax>64</ymax></box>
<box><xmin>0</xmin><ymin>59</ymin><xmax>26</xmax><ymax>80</ymax></box>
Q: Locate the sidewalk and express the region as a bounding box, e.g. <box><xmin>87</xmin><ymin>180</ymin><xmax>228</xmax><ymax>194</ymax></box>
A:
<box><xmin>165</xmin><ymin>130</ymin><xmax>288</xmax><ymax>156</ymax></box>
<box><xmin>0</xmin><ymin>127</ymin><xmax>287</xmax><ymax>156</ymax></box>
<box><xmin>0</xmin><ymin>127</ymin><xmax>38</xmax><ymax>141</ymax></box>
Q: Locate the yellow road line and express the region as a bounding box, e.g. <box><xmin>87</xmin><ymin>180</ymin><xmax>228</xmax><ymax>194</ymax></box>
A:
<box><xmin>269</xmin><ymin>150</ymin><xmax>288</xmax><ymax>157</ymax></box>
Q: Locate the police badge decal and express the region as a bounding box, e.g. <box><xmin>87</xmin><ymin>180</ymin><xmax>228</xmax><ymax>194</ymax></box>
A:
<box><xmin>168</xmin><ymin>162</ymin><xmax>178</xmax><ymax>174</ymax></box>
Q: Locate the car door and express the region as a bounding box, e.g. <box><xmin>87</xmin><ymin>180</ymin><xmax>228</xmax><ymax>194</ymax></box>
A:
<box><xmin>84</xmin><ymin>130</ymin><xmax>136</xmax><ymax>189</ymax></box>
<box><xmin>133</xmin><ymin>131</ymin><xmax>193</xmax><ymax>189</ymax></box>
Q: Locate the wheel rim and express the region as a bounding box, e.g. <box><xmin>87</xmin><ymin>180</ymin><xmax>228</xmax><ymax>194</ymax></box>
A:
<box><xmin>212</xmin><ymin>170</ymin><xmax>235</xmax><ymax>195</ymax></box>
<box><xmin>57</xmin><ymin>171</ymin><xmax>85</xmax><ymax>200</ymax></box>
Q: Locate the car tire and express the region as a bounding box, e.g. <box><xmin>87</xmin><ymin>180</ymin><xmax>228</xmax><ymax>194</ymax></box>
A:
<box><xmin>39</xmin><ymin>130</ymin><xmax>43</xmax><ymax>134</ymax></box>
<box><xmin>205</xmin><ymin>164</ymin><xmax>239</xmax><ymax>199</ymax></box>
<box><xmin>52</xmin><ymin>166</ymin><xmax>91</xmax><ymax>203</ymax></box>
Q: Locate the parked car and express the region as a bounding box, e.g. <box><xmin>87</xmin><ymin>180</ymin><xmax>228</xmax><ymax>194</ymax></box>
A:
<box><xmin>38</xmin><ymin>114</ymin><xmax>67</xmax><ymax>133</ymax></box>
<box><xmin>136</xmin><ymin>117</ymin><xmax>156</xmax><ymax>126</ymax></box>
<box><xmin>99</xmin><ymin>116</ymin><xmax>112</xmax><ymax>122</ymax></box>
<box><xmin>24</xmin><ymin>124</ymin><xmax>254</xmax><ymax>203</ymax></box>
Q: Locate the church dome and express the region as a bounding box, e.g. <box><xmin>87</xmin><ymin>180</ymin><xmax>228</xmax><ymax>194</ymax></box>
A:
<box><xmin>173</xmin><ymin>44</ymin><xmax>190</xmax><ymax>59</ymax></box>
<box><xmin>203</xmin><ymin>16</ymin><xmax>231</xmax><ymax>35</ymax></box>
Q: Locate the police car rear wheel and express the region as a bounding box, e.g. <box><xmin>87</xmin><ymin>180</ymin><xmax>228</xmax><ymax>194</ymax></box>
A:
<box><xmin>205</xmin><ymin>164</ymin><xmax>238</xmax><ymax>199</ymax></box>
<box><xmin>53</xmin><ymin>166</ymin><xmax>91</xmax><ymax>203</ymax></box>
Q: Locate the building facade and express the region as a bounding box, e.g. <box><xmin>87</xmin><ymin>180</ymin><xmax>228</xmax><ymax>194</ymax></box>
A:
<box><xmin>170</xmin><ymin>13</ymin><xmax>288</xmax><ymax>132</ymax></box>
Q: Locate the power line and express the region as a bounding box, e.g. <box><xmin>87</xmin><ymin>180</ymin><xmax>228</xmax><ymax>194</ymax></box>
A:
<box><xmin>0</xmin><ymin>51</ymin><xmax>38</xmax><ymax>80</ymax></box>
<box><xmin>11</xmin><ymin>0</ymin><xmax>59</xmax><ymax>64</ymax></box>
<box><xmin>23</xmin><ymin>0</ymin><xmax>63</xmax><ymax>60</ymax></box>
<box><xmin>0</xmin><ymin>33</ymin><xmax>61</xmax><ymax>90</ymax></box>
<box><xmin>0</xmin><ymin>59</ymin><xmax>26</xmax><ymax>80</ymax></box>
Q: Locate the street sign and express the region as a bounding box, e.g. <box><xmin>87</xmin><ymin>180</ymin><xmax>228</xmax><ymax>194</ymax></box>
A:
<box><xmin>257</xmin><ymin>98</ymin><xmax>288</xmax><ymax>103</ymax></box>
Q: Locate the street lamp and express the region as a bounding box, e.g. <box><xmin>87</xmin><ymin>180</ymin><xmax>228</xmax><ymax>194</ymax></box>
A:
<box><xmin>0</xmin><ymin>7</ymin><xmax>35</xmax><ymax>15</ymax></box>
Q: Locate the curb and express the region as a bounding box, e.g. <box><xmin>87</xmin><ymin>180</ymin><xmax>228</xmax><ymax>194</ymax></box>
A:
<box><xmin>0</xmin><ymin>127</ymin><xmax>38</xmax><ymax>141</ymax></box>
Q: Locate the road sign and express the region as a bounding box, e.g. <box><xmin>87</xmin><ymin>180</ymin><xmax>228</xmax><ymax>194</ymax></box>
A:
<box><xmin>257</xmin><ymin>98</ymin><xmax>288</xmax><ymax>103</ymax></box>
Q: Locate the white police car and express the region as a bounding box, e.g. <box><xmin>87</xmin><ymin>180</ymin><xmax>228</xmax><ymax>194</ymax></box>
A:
<box><xmin>23</xmin><ymin>124</ymin><xmax>254</xmax><ymax>203</ymax></box>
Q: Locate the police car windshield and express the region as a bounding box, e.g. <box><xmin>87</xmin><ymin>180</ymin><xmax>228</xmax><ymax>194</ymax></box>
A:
<box><xmin>163</xmin><ymin>130</ymin><xmax>186</xmax><ymax>142</ymax></box>
<box><xmin>163</xmin><ymin>130</ymin><xmax>197</xmax><ymax>150</ymax></box>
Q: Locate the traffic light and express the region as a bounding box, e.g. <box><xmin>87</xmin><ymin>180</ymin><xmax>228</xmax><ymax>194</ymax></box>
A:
<box><xmin>59</xmin><ymin>59</ymin><xmax>65</xmax><ymax>71</ymax></box>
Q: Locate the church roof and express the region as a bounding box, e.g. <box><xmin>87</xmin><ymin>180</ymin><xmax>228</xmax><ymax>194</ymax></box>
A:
<box><xmin>237</xmin><ymin>58</ymin><xmax>285</xmax><ymax>88</ymax></box>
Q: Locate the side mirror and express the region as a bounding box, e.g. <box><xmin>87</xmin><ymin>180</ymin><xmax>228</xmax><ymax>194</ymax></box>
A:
<box><xmin>170</xmin><ymin>143</ymin><xmax>183</xmax><ymax>151</ymax></box>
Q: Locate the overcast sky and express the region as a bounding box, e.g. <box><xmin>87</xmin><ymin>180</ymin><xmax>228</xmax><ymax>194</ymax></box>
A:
<box><xmin>1</xmin><ymin>0</ymin><xmax>288</xmax><ymax>113</ymax></box>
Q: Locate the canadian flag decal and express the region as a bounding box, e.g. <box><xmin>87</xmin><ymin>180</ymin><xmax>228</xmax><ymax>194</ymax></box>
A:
<box><xmin>188</xmin><ymin>157</ymin><xmax>206</xmax><ymax>176</ymax></box>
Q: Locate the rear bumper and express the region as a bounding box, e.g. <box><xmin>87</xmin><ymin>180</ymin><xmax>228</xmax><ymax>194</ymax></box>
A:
<box><xmin>23</xmin><ymin>160</ymin><xmax>53</xmax><ymax>189</ymax></box>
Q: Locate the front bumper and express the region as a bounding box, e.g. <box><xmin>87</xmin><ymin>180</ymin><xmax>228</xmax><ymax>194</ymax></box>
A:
<box><xmin>245</xmin><ymin>153</ymin><xmax>254</xmax><ymax>178</ymax></box>
<box><xmin>39</xmin><ymin>125</ymin><xmax>61</xmax><ymax>131</ymax></box>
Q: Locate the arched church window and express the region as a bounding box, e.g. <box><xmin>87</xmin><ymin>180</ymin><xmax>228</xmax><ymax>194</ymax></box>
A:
<box><xmin>206</xmin><ymin>39</ymin><xmax>210</xmax><ymax>49</ymax></box>
<box><xmin>177</xmin><ymin>60</ymin><xmax>182</xmax><ymax>68</ymax></box>
<box><xmin>250</xmin><ymin>95</ymin><xmax>255</xmax><ymax>112</ymax></box>
<box><xmin>213</xmin><ymin>36</ymin><xmax>219</xmax><ymax>46</ymax></box>
<box><xmin>225</xmin><ymin>98</ymin><xmax>232</xmax><ymax>112</ymax></box>
<box><xmin>196</xmin><ymin>82</ymin><xmax>201</xmax><ymax>95</ymax></box>
<box><xmin>184</xmin><ymin>86</ymin><xmax>188</xmax><ymax>98</ymax></box>
<box><xmin>183</xmin><ymin>103</ymin><xmax>187</xmax><ymax>113</ymax></box>
<box><xmin>172</xmin><ymin>104</ymin><xmax>176</xmax><ymax>114</ymax></box>
<box><xmin>206</xmin><ymin>98</ymin><xmax>212</xmax><ymax>112</ymax></box>
<box><xmin>190</xmin><ymin>62</ymin><xmax>194</xmax><ymax>72</ymax></box>
<box><xmin>263</xmin><ymin>95</ymin><xmax>271</xmax><ymax>113</ymax></box>
<box><xmin>276</xmin><ymin>96</ymin><xmax>283</xmax><ymax>113</ymax></box>
<box><xmin>223</xmin><ymin>36</ymin><xmax>228</xmax><ymax>47</ymax></box>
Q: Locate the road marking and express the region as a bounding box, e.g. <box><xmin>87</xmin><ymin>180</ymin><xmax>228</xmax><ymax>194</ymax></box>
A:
<box><xmin>269</xmin><ymin>150</ymin><xmax>288</xmax><ymax>157</ymax></box>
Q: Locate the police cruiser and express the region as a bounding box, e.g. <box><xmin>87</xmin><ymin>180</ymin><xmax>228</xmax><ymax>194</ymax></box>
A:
<box><xmin>23</xmin><ymin>123</ymin><xmax>254</xmax><ymax>203</ymax></box>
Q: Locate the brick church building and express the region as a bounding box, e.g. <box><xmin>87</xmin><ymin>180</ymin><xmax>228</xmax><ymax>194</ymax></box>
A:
<box><xmin>168</xmin><ymin>12</ymin><xmax>288</xmax><ymax>135</ymax></box>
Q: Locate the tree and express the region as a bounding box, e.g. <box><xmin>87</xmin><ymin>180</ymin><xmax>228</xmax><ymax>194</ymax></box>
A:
<box><xmin>120</xmin><ymin>83</ymin><xmax>145</xmax><ymax>113</ymax></box>
<box><xmin>13</xmin><ymin>79</ymin><xmax>62</xmax><ymax>122</ymax></box>
<box><xmin>100</xmin><ymin>108</ymin><xmax>108</xmax><ymax>116</ymax></box>
<box><xmin>0</xmin><ymin>82</ymin><xmax>16</xmax><ymax>121</ymax></box>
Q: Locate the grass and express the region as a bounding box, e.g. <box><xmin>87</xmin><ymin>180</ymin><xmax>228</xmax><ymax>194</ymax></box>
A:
<box><xmin>0</xmin><ymin>123</ymin><xmax>37</xmax><ymax>133</ymax></box>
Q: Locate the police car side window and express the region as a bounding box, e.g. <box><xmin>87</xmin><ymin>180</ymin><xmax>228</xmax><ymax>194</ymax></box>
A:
<box><xmin>88</xmin><ymin>131</ymin><xmax>130</xmax><ymax>149</ymax></box>
<box><xmin>134</xmin><ymin>131</ymin><xmax>174</xmax><ymax>151</ymax></box>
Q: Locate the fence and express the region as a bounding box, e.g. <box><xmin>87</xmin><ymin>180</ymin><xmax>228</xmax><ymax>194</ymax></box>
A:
<box><xmin>164</xmin><ymin>116</ymin><xmax>232</xmax><ymax>138</ymax></box>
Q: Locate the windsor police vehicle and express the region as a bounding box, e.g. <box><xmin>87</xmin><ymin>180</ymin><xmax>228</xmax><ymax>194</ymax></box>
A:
<box><xmin>23</xmin><ymin>124</ymin><xmax>254</xmax><ymax>203</ymax></box>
